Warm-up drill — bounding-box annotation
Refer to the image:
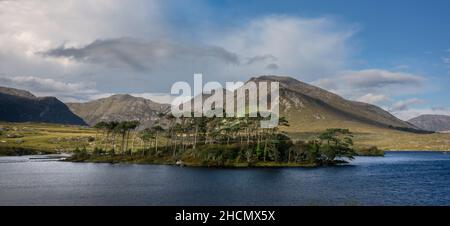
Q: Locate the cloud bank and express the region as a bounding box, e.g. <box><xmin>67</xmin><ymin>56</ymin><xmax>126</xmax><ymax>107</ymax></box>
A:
<box><xmin>0</xmin><ymin>0</ymin><xmax>444</xmax><ymax>120</ymax></box>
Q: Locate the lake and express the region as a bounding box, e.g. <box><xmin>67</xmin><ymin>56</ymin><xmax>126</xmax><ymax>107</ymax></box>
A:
<box><xmin>1</xmin><ymin>151</ymin><xmax>450</xmax><ymax>206</ymax></box>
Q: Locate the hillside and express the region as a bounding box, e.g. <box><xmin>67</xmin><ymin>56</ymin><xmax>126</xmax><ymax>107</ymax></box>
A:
<box><xmin>408</xmin><ymin>114</ymin><xmax>450</xmax><ymax>132</ymax></box>
<box><xmin>0</xmin><ymin>86</ymin><xmax>86</xmax><ymax>125</ymax></box>
<box><xmin>241</xmin><ymin>76</ymin><xmax>448</xmax><ymax>150</ymax></box>
<box><xmin>67</xmin><ymin>94</ymin><xmax>170</xmax><ymax>128</ymax></box>
<box><xmin>249</xmin><ymin>76</ymin><xmax>416</xmax><ymax>130</ymax></box>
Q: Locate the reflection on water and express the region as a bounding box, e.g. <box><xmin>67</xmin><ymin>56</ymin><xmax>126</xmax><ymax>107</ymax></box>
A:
<box><xmin>1</xmin><ymin>152</ymin><xmax>450</xmax><ymax>206</ymax></box>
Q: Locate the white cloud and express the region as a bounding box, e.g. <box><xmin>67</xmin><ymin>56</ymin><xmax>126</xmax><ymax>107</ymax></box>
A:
<box><xmin>0</xmin><ymin>2</ymin><xmax>362</xmax><ymax>101</ymax></box>
<box><xmin>212</xmin><ymin>16</ymin><xmax>357</xmax><ymax>81</ymax></box>
<box><xmin>0</xmin><ymin>0</ymin><xmax>170</xmax><ymax>98</ymax></box>
<box><xmin>356</xmin><ymin>93</ymin><xmax>390</xmax><ymax>105</ymax></box>
<box><xmin>129</xmin><ymin>93</ymin><xmax>175</xmax><ymax>104</ymax></box>
<box><xmin>313</xmin><ymin>69</ymin><xmax>425</xmax><ymax>101</ymax></box>
<box><xmin>344</xmin><ymin>69</ymin><xmax>423</xmax><ymax>88</ymax></box>
<box><xmin>0</xmin><ymin>75</ymin><xmax>98</xmax><ymax>102</ymax></box>
<box><xmin>442</xmin><ymin>57</ymin><xmax>450</xmax><ymax>64</ymax></box>
<box><xmin>389</xmin><ymin>98</ymin><xmax>425</xmax><ymax>112</ymax></box>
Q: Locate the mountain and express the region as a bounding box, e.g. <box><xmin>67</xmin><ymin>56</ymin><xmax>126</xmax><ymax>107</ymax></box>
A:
<box><xmin>185</xmin><ymin>75</ymin><xmax>417</xmax><ymax>133</ymax></box>
<box><xmin>408</xmin><ymin>114</ymin><xmax>450</xmax><ymax>132</ymax></box>
<box><xmin>66</xmin><ymin>94</ymin><xmax>170</xmax><ymax>128</ymax></box>
<box><xmin>0</xmin><ymin>86</ymin><xmax>86</xmax><ymax>125</ymax></box>
<box><xmin>246</xmin><ymin>76</ymin><xmax>417</xmax><ymax>132</ymax></box>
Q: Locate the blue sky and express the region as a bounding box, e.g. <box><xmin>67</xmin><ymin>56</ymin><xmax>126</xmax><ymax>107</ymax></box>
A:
<box><xmin>0</xmin><ymin>0</ymin><xmax>449</xmax><ymax>119</ymax></box>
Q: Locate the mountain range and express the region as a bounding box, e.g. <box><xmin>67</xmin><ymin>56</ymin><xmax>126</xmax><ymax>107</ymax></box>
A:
<box><xmin>408</xmin><ymin>115</ymin><xmax>450</xmax><ymax>132</ymax></box>
<box><xmin>0</xmin><ymin>75</ymin><xmax>438</xmax><ymax>134</ymax></box>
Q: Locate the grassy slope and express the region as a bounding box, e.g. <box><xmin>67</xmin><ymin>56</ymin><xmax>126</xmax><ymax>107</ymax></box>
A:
<box><xmin>278</xmin><ymin>94</ymin><xmax>450</xmax><ymax>151</ymax></box>
<box><xmin>285</xmin><ymin>119</ymin><xmax>450</xmax><ymax>151</ymax></box>
<box><xmin>1</xmin><ymin>121</ymin><xmax>449</xmax><ymax>156</ymax></box>
<box><xmin>0</xmin><ymin>122</ymin><xmax>95</xmax><ymax>155</ymax></box>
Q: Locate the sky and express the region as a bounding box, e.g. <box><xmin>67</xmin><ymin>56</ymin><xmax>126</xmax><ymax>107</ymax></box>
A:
<box><xmin>0</xmin><ymin>0</ymin><xmax>449</xmax><ymax>120</ymax></box>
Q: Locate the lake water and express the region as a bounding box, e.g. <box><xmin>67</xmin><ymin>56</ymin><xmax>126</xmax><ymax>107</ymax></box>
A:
<box><xmin>1</xmin><ymin>152</ymin><xmax>450</xmax><ymax>206</ymax></box>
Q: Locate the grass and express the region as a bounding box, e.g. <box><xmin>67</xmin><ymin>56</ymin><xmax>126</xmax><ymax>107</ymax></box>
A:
<box><xmin>0</xmin><ymin>122</ymin><xmax>95</xmax><ymax>155</ymax></box>
<box><xmin>284</xmin><ymin>119</ymin><xmax>450</xmax><ymax>151</ymax></box>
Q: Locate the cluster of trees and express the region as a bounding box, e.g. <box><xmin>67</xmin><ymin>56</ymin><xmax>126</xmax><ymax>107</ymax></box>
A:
<box><xmin>158</xmin><ymin>113</ymin><xmax>291</xmax><ymax>162</ymax></box>
<box><xmin>93</xmin><ymin>120</ymin><xmax>140</xmax><ymax>154</ymax></box>
<box><xmin>288</xmin><ymin>128</ymin><xmax>356</xmax><ymax>164</ymax></box>
<box><xmin>81</xmin><ymin>112</ymin><xmax>357</xmax><ymax>166</ymax></box>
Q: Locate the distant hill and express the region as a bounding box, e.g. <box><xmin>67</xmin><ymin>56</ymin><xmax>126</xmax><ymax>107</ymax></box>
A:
<box><xmin>408</xmin><ymin>114</ymin><xmax>450</xmax><ymax>132</ymax></box>
<box><xmin>0</xmin><ymin>86</ymin><xmax>86</xmax><ymax>125</ymax></box>
<box><xmin>66</xmin><ymin>94</ymin><xmax>170</xmax><ymax>128</ymax></box>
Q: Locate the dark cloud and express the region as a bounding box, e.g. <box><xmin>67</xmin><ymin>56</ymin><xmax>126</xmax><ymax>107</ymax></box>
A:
<box><xmin>345</xmin><ymin>69</ymin><xmax>423</xmax><ymax>88</ymax></box>
<box><xmin>42</xmin><ymin>38</ymin><xmax>241</xmax><ymax>71</ymax></box>
<box><xmin>265</xmin><ymin>63</ymin><xmax>279</xmax><ymax>70</ymax></box>
<box><xmin>246</xmin><ymin>54</ymin><xmax>277</xmax><ymax>65</ymax></box>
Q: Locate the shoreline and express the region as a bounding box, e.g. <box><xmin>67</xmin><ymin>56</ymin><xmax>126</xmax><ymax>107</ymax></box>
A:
<box><xmin>1</xmin><ymin>150</ymin><xmax>448</xmax><ymax>168</ymax></box>
<box><xmin>2</xmin><ymin>149</ymin><xmax>447</xmax><ymax>159</ymax></box>
<box><xmin>64</xmin><ymin>155</ymin><xmax>323</xmax><ymax>168</ymax></box>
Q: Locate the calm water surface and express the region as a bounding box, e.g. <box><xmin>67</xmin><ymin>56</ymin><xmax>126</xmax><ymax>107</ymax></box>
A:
<box><xmin>1</xmin><ymin>151</ymin><xmax>450</xmax><ymax>206</ymax></box>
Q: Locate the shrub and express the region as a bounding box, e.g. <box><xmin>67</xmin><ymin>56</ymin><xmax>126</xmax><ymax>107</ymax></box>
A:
<box><xmin>357</xmin><ymin>146</ymin><xmax>384</xmax><ymax>156</ymax></box>
<box><xmin>92</xmin><ymin>147</ymin><xmax>104</xmax><ymax>156</ymax></box>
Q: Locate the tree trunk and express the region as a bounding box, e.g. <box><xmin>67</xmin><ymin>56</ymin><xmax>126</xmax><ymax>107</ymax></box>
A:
<box><xmin>193</xmin><ymin>126</ymin><xmax>198</xmax><ymax>150</ymax></box>
<box><xmin>130</xmin><ymin>134</ymin><xmax>137</xmax><ymax>155</ymax></box>
<box><xmin>240</xmin><ymin>133</ymin><xmax>243</xmax><ymax>145</ymax></box>
<box><xmin>121</xmin><ymin>133</ymin><xmax>126</xmax><ymax>154</ymax></box>
<box><xmin>124</xmin><ymin>131</ymin><xmax>129</xmax><ymax>154</ymax></box>
<box><xmin>104</xmin><ymin>132</ymin><xmax>110</xmax><ymax>150</ymax></box>
<box><xmin>155</xmin><ymin>132</ymin><xmax>159</xmax><ymax>153</ymax></box>
<box><xmin>263</xmin><ymin>133</ymin><xmax>268</xmax><ymax>162</ymax></box>
<box><xmin>173</xmin><ymin>135</ymin><xmax>177</xmax><ymax>158</ymax></box>
<box><xmin>112</xmin><ymin>133</ymin><xmax>116</xmax><ymax>151</ymax></box>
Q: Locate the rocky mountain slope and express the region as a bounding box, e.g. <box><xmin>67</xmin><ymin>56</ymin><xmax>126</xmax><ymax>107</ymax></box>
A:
<box><xmin>408</xmin><ymin>114</ymin><xmax>450</xmax><ymax>132</ymax></box>
<box><xmin>249</xmin><ymin>76</ymin><xmax>416</xmax><ymax>130</ymax></box>
<box><xmin>67</xmin><ymin>94</ymin><xmax>170</xmax><ymax>128</ymax></box>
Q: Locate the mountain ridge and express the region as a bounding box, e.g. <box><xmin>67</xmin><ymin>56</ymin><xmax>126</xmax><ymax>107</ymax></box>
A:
<box><xmin>1</xmin><ymin>75</ymin><xmax>419</xmax><ymax>133</ymax></box>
